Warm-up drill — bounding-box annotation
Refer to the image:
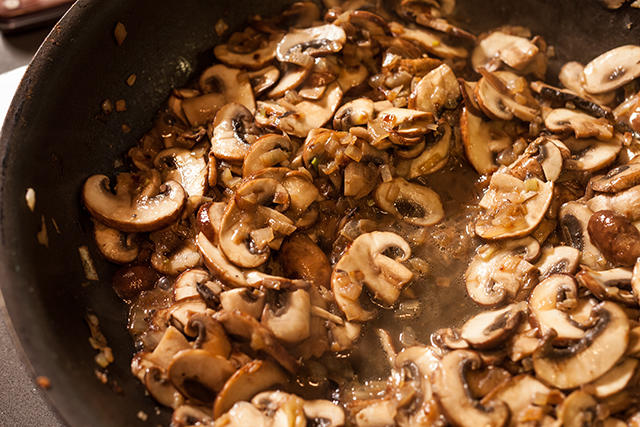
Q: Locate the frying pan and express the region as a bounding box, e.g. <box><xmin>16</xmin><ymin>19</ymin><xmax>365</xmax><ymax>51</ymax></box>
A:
<box><xmin>1</xmin><ymin>0</ymin><xmax>639</xmax><ymax>425</ymax></box>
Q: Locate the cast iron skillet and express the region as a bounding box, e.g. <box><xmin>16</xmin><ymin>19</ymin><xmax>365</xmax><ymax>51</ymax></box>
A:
<box><xmin>1</xmin><ymin>0</ymin><xmax>640</xmax><ymax>425</ymax></box>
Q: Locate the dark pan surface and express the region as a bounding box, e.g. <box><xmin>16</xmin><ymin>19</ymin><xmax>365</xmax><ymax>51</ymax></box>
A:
<box><xmin>1</xmin><ymin>0</ymin><xmax>640</xmax><ymax>426</ymax></box>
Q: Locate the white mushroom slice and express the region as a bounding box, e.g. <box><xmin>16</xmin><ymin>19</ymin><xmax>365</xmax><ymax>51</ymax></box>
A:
<box><xmin>242</xmin><ymin>134</ymin><xmax>292</xmax><ymax>177</ymax></box>
<box><xmin>535</xmin><ymin>246</ymin><xmax>580</xmax><ymax>278</ymax></box>
<box><xmin>198</xmin><ymin>65</ymin><xmax>255</xmax><ymax>113</ymax></box>
<box><xmin>374</xmin><ymin>178</ymin><xmax>444</xmax><ymax>226</ymax></box>
<box><xmin>475</xmin><ymin>173</ymin><xmax>553</xmax><ymax>240</ymax></box>
<box><xmin>408</xmin><ymin>64</ymin><xmax>460</xmax><ymax>114</ymax></box>
<box><xmin>559</xmin><ymin>61</ymin><xmax>616</xmax><ymax>106</ymax></box>
<box><xmin>220</xmin><ymin>288</ymin><xmax>265</xmax><ymax>319</ymax></box>
<box><xmin>557</xmin><ymin>390</ymin><xmax>598</xmax><ymax>427</ymax></box>
<box><xmin>576</xmin><ymin>267</ymin><xmax>635</xmax><ymax>306</ymax></box>
<box><xmin>333</xmin><ymin>98</ymin><xmax>375</xmax><ymax>130</ymax></box>
<box><xmin>376</xmin><ymin>107</ymin><xmax>434</xmax><ymax>138</ymax></box>
<box><xmin>93</xmin><ymin>221</ymin><xmax>138</xmax><ymax>264</ymax></box>
<box><xmin>168</xmin><ymin>349</ymin><xmax>235</xmax><ymax>404</ymax></box>
<box><xmin>483</xmin><ymin>375</ymin><xmax>550</xmax><ymax>427</ymax></box>
<box><xmin>173</xmin><ymin>268</ymin><xmax>210</xmax><ymax>302</ymax></box>
<box><xmin>256</xmin><ymin>82</ymin><xmax>343</xmax><ymax>137</ymax></box>
<box><xmin>582</xmin><ymin>45</ymin><xmax>640</xmax><ymax>94</ymax></box>
<box><xmin>460</xmin><ymin>302</ymin><xmax>526</xmax><ymax>349</ymax></box>
<box><xmin>559</xmin><ymin>202</ymin><xmax>607</xmax><ymax>269</ymax></box>
<box><xmin>432</xmin><ymin>350</ymin><xmax>509</xmax><ymax>427</ymax></box>
<box><xmin>472</xmin><ymin>31</ymin><xmax>539</xmax><ymax>72</ymax></box>
<box><xmin>544</xmin><ymin>108</ymin><xmax>613</xmax><ymax>140</ymax></box>
<box><xmin>392</xmin><ymin>23</ymin><xmax>468</xmax><ymax>59</ymax></box>
<box><xmin>588</xmin><ymin>184</ymin><xmax>640</xmax><ymax>221</ymax></box>
<box><xmin>590</xmin><ymin>358</ymin><xmax>638</xmax><ymax>398</ymax></box>
<box><xmin>465</xmin><ymin>237</ymin><xmax>539</xmax><ymax>306</ymax></box>
<box><xmin>355</xmin><ymin>400</ymin><xmax>397</xmax><ymax>427</ymax></box>
<box><xmin>529</xmin><ymin>274</ymin><xmax>585</xmax><ymax>341</ymax></box>
<box><xmin>169</xmin><ymin>298</ymin><xmax>208</xmax><ymax>332</ymax></box>
<box><xmin>475</xmin><ymin>71</ymin><xmax>539</xmax><ymax>122</ymax></box>
<box><xmin>276</xmin><ymin>24</ymin><xmax>346</xmax><ymax>67</ymax></box>
<box><xmin>266</xmin><ymin>65</ymin><xmax>310</xmax><ymax>99</ymax></box>
<box><xmin>154</xmin><ymin>148</ymin><xmax>208</xmax><ymax>198</ymax></box>
<box><xmin>592</xmin><ymin>162</ymin><xmax>640</xmax><ymax>193</ymax></box>
<box><xmin>181</xmin><ymin>93</ymin><xmax>227</xmax><ymax>127</ymax></box>
<box><xmin>337</xmin><ymin>63</ymin><xmax>368</xmax><ymax>92</ymax></box>
<box><xmin>196</xmin><ymin>232</ymin><xmax>248</xmax><ymax>288</ymax></box>
<box><xmin>563</xmin><ymin>136</ymin><xmax>621</xmax><ymax>172</ymax></box>
<box><xmin>532</xmin><ymin>301</ymin><xmax>629</xmax><ymax>389</ymax></box>
<box><xmin>332</xmin><ymin>231</ymin><xmax>413</xmax><ymax>321</ymax></box>
<box><xmin>171</xmin><ymin>405</ymin><xmax>214</xmax><ymax>427</ymax></box>
<box><xmin>398</xmin><ymin>122</ymin><xmax>451</xmax><ymax>178</ymax></box>
<box><xmin>303</xmin><ymin>399</ymin><xmax>345</xmax><ymax>427</ymax></box>
<box><xmin>261</xmin><ymin>289</ymin><xmax>311</xmax><ymax>343</ymax></box>
<box><xmin>83</xmin><ymin>173</ymin><xmax>186</xmax><ymax>233</ymax></box>
<box><xmin>213</xmin><ymin>359</ymin><xmax>288</xmax><ymax>418</ymax></box>
<box><xmin>214</xmin><ymin>31</ymin><xmax>282</xmax><ymax>70</ymax></box>
<box><xmin>209</xmin><ymin>103</ymin><xmax>261</xmax><ymax>163</ymax></box>
<box><xmin>247</xmin><ymin>65</ymin><xmax>280</xmax><ymax>96</ymax></box>
<box><xmin>143</xmin><ymin>366</ymin><xmax>185</xmax><ymax>409</ymax></box>
<box><xmin>460</xmin><ymin>108</ymin><xmax>512</xmax><ymax>175</ymax></box>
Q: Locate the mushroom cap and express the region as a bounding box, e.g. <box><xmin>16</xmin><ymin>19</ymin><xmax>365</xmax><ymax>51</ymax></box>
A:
<box><xmin>83</xmin><ymin>174</ymin><xmax>186</xmax><ymax>233</ymax></box>
<box><xmin>532</xmin><ymin>301</ymin><xmax>629</xmax><ymax>389</ymax></box>
<box><xmin>582</xmin><ymin>45</ymin><xmax>640</xmax><ymax>94</ymax></box>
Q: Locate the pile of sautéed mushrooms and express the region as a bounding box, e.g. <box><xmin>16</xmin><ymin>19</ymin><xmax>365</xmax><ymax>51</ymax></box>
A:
<box><xmin>83</xmin><ymin>0</ymin><xmax>640</xmax><ymax>425</ymax></box>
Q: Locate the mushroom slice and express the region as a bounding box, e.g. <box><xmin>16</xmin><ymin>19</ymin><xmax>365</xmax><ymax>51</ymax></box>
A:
<box><xmin>559</xmin><ymin>61</ymin><xmax>617</xmax><ymax>106</ymax></box>
<box><xmin>171</xmin><ymin>405</ymin><xmax>214</xmax><ymax>427</ymax></box>
<box><xmin>582</xmin><ymin>45</ymin><xmax>640</xmax><ymax>94</ymax></box>
<box><xmin>536</xmin><ymin>246</ymin><xmax>580</xmax><ymax>278</ymax></box>
<box><xmin>303</xmin><ymin>399</ymin><xmax>345</xmax><ymax>426</ymax></box>
<box><xmin>460</xmin><ymin>302</ymin><xmax>526</xmax><ymax>349</ymax></box>
<box><xmin>247</xmin><ymin>66</ymin><xmax>280</xmax><ymax>96</ymax></box>
<box><xmin>261</xmin><ymin>289</ymin><xmax>311</xmax><ymax>343</ymax></box>
<box><xmin>181</xmin><ymin>93</ymin><xmax>227</xmax><ymax>127</ymax></box>
<box><xmin>590</xmin><ymin>358</ymin><xmax>638</xmax><ymax>398</ymax></box>
<box><xmin>209</xmin><ymin>103</ymin><xmax>261</xmax><ymax>163</ymax></box>
<box><xmin>472</xmin><ymin>31</ymin><xmax>539</xmax><ymax>72</ymax></box>
<box><xmin>256</xmin><ymin>82</ymin><xmax>343</xmax><ymax>138</ymax></box>
<box><xmin>280</xmin><ymin>234</ymin><xmax>331</xmax><ymax>289</ymax></box>
<box><xmin>214</xmin><ymin>29</ymin><xmax>282</xmax><ymax>70</ymax></box>
<box><xmin>460</xmin><ymin>108</ymin><xmax>512</xmax><ymax>175</ymax></box>
<box><xmin>154</xmin><ymin>148</ymin><xmax>208</xmax><ymax>198</ymax></box>
<box><xmin>475</xmin><ymin>173</ymin><xmax>553</xmax><ymax>240</ymax></box>
<box><xmin>532</xmin><ymin>301</ymin><xmax>630</xmax><ymax>389</ymax></box>
<box><xmin>563</xmin><ymin>136</ymin><xmax>621</xmax><ymax>172</ymax></box>
<box><xmin>184</xmin><ymin>311</ymin><xmax>231</xmax><ymax>358</ymax></box>
<box><xmin>168</xmin><ymin>349</ymin><xmax>235</xmax><ymax>404</ymax></box>
<box><xmin>398</xmin><ymin>122</ymin><xmax>451</xmax><ymax>178</ymax></box>
<box><xmin>93</xmin><ymin>221</ymin><xmax>139</xmax><ymax>264</ymax></box>
<box><xmin>529</xmin><ymin>274</ymin><xmax>586</xmax><ymax>341</ymax></box>
<box><xmin>557</xmin><ymin>390</ymin><xmax>598</xmax><ymax>427</ymax></box>
<box><xmin>588</xmin><ymin>209</ymin><xmax>640</xmax><ymax>267</ymax></box>
<box><xmin>559</xmin><ymin>201</ymin><xmax>607</xmax><ymax>269</ymax></box>
<box><xmin>337</xmin><ymin>63</ymin><xmax>368</xmax><ymax>92</ymax></box>
<box><xmin>544</xmin><ymin>108</ymin><xmax>613</xmax><ymax>140</ymax></box>
<box><xmin>213</xmin><ymin>359</ymin><xmax>288</xmax><ymax>418</ymax></box>
<box><xmin>83</xmin><ymin>174</ymin><xmax>186</xmax><ymax>233</ymax></box>
<box><xmin>196</xmin><ymin>232</ymin><xmax>248</xmax><ymax>288</ymax></box>
<box><xmin>242</xmin><ymin>134</ymin><xmax>292</xmax><ymax>177</ymax></box>
<box><xmin>392</xmin><ymin>24</ymin><xmax>468</xmax><ymax>59</ymax></box>
<box><xmin>174</xmin><ymin>268</ymin><xmax>210</xmax><ymax>302</ymax></box>
<box><xmin>592</xmin><ymin>162</ymin><xmax>640</xmax><ymax>193</ymax></box>
<box><xmin>408</xmin><ymin>64</ymin><xmax>460</xmax><ymax>115</ymax></box>
<box><xmin>588</xmin><ymin>184</ymin><xmax>640</xmax><ymax>222</ymax></box>
<box><xmin>276</xmin><ymin>24</ymin><xmax>346</xmax><ymax>67</ymax></box>
<box><xmin>198</xmin><ymin>64</ymin><xmax>255</xmax><ymax>113</ymax></box>
<box><xmin>266</xmin><ymin>65</ymin><xmax>310</xmax><ymax>99</ymax></box>
<box><xmin>530</xmin><ymin>80</ymin><xmax>613</xmax><ymax>120</ymax></box>
<box><xmin>333</xmin><ymin>98</ymin><xmax>375</xmax><ymax>130</ymax></box>
<box><xmin>376</xmin><ymin>107</ymin><xmax>434</xmax><ymax>138</ymax></box>
<box><xmin>465</xmin><ymin>237</ymin><xmax>539</xmax><ymax>306</ymax></box>
<box><xmin>144</xmin><ymin>326</ymin><xmax>192</xmax><ymax>370</ymax></box>
<box><xmin>374</xmin><ymin>178</ymin><xmax>444</xmax><ymax>226</ymax></box>
<box><xmin>432</xmin><ymin>350</ymin><xmax>509</xmax><ymax>427</ymax></box>
<box><xmin>332</xmin><ymin>231</ymin><xmax>413</xmax><ymax>321</ymax></box>
<box><xmin>483</xmin><ymin>375</ymin><xmax>550</xmax><ymax>426</ymax></box>
<box><xmin>576</xmin><ymin>267</ymin><xmax>635</xmax><ymax>306</ymax></box>
<box><xmin>220</xmin><ymin>288</ymin><xmax>265</xmax><ymax>319</ymax></box>
<box><xmin>143</xmin><ymin>366</ymin><xmax>185</xmax><ymax>409</ymax></box>
<box><xmin>475</xmin><ymin>70</ymin><xmax>539</xmax><ymax>122</ymax></box>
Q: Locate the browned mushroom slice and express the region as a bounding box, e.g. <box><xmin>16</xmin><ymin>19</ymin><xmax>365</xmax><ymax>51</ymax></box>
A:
<box><xmin>590</xmin><ymin>358</ymin><xmax>639</xmax><ymax>399</ymax></box>
<box><xmin>282</xmin><ymin>1</ymin><xmax>321</xmax><ymax>28</ymax></box>
<box><xmin>376</xmin><ymin>107</ymin><xmax>434</xmax><ymax>138</ymax></box>
<box><xmin>374</xmin><ymin>178</ymin><xmax>444</xmax><ymax>226</ymax></box>
<box><xmin>408</xmin><ymin>64</ymin><xmax>460</xmax><ymax>114</ymax></box>
<box><xmin>171</xmin><ymin>405</ymin><xmax>214</xmax><ymax>427</ymax></box>
<box><xmin>592</xmin><ymin>162</ymin><xmax>640</xmax><ymax>193</ymax></box>
<box><xmin>154</xmin><ymin>147</ymin><xmax>208</xmax><ymax>198</ymax></box>
<box><xmin>482</xmin><ymin>375</ymin><xmax>550</xmax><ymax>426</ymax></box>
<box><xmin>544</xmin><ymin>108</ymin><xmax>613</xmax><ymax>140</ymax></box>
<box><xmin>262</xmin><ymin>289</ymin><xmax>311</xmax><ymax>343</ymax></box>
<box><xmin>530</xmin><ymin>80</ymin><xmax>613</xmax><ymax>119</ymax></box>
<box><xmin>184</xmin><ymin>311</ymin><xmax>231</xmax><ymax>358</ymax></box>
<box><xmin>181</xmin><ymin>93</ymin><xmax>227</xmax><ymax>127</ymax></box>
<box><xmin>582</xmin><ymin>45</ymin><xmax>640</xmax><ymax>94</ymax></box>
<box><xmin>557</xmin><ymin>390</ymin><xmax>598</xmax><ymax>427</ymax></box>
<box><xmin>149</xmin><ymin>228</ymin><xmax>202</xmax><ymax>276</ymax></box>
<box><xmin>93</xmin><ymin>221</ymin><xmax>138</xmax><ymax>264</ymax></box>
<box><xmin>303</xmin><ymin>399</ymin><xmax>345</xmax><ymax>427</ymax></box>
<box><xmin>559</xmin><ymin>201</ymin><xmax>607</xmax><ymax>269</ymax></box>
<box><xmin>475</xmin><ymin>70</ymin><xmax>539</xmax><ymax>122</ymax></box>
<box><xmin>535</xmin><ymin>245</ymin><xmax>580</xmax><ymax>278</ymax></box>
<box><xmin>343</xmin><ymin>162</ymin><xmax>377</xmax><ymax>199</ymax></box>
<box><xmin>213</xmin><ymin>359</ymin><xmax>288</xmax><ymax>418</ymax></box>
<box><xmin>588</xmin><ymin>184</ymin><xmax>640</xmax><ymax>221</ymax></box>
<box><xmin>475</xmin><ymin>173</ymin><xmax>553</xmax><ymax>240</ymax></box>
<box><xmin>167</xmin><ymin>349</ymin><xmax>235</xmax><ymax>404</ymax></box>
<box><xmin>213</xmin><ymin>310</ymin><xmax>297</xmax><ymax>373</ymax></box>
<box><xmin>460</xmin><ymin>302</ymin><xmax>526</xmax><ymax>349</ymax></box>
<box><xmin>83</xmin><ymin>173</ymin><xmax>186</xmax><ymax>233</ymax></box>
<box><xmin>529</xmin><ymin>274</ymin><xmax>586</xmax><ymax>341</ymax></box>
<box><xmin>209</xmin><ymin>103</ymin><xmax>261</xmax><ymax>163</ymax></box>
<box><xmin>337</xmin><ymin>63</ymin><xmax>368</xmax><ymax>92</ymax></box>
<box><xmin>279</xmin><ymin>234</ymin><xmax>331</xmax><ymax>289</ymax></box>
<box><xmin>196</xmin><ymin>232</ymin><xmax>248</xmax><ymax>288</ymax></box>
<box><xmin>214</xmin><ymin>29</ymin><xmax>282</xmax><ymax>70</ymax></box>
<box><xmin>173</xmin><ymin>268</ymin><xmax>210</xmax><ymax>302</ymax></box>
<box><xmin>559</xmin><ymin>61</ymin><xmax>617</xmax><ymax>106</ymax></box>
<box><xmin>220</xmin><ymin>288</ymin><xmax>265</xmax><ymax>319</ymax></box>
<box><xmin>460</xmin><ymin>108</ymin><xmax>512</xmax><ymax>175</ymax></box>
<box><xmin>587</xmin><ymin>210</ymin><xmax>640</xmax><ymax>267</ymax></box>
<box><xmin>472</xmin><ymin>31</ymin><xmax>539</xmax><ymax>72</ymax></box>
<box><xmin>266</xmin><ymin>65</ymin><xmax>310</xmax><ymax>99</ymax></box>
<box><xmin>432</xmin><ymin>350</ymin><xmax>509</xmax><ymax>427</ymax></box>
<box><xmin>397</xmin><ymin>122</ymin><xmax>451</xmax><ymax>178</ymax></box>
<box><xmin>533</xmin><ymin>301</ymin><xmax>629</xmax><ymax>389</ymax></box>
<box><xmin>391</xmin><ymin>23</ymin><xmax>468</xmax><ymax>59</ymax></box>
<box><xmin>332</xmin><ymin>231</ymin><xmax>413</xmax><ymax>321</ymax></box>
<box><xmin>198</xmin><ymin>64</ymin><xmax>255</xmax><ymax>112</ymax></box>
<box><xmin>143</xmin><ymin>366</ymin><xmax>184</xmax><ymax>409</ymax></box>
<box><xmin>576</xmin><ymin>266</ymin><xmax>635</xmax><ymax>306</ymax></box>
<box><xmin>563</xmin><ymin>136</ymin><xmax>621</xmax><ymax>172</ymax></box>
<box><xmin>247</xmin><ymin>65</ymin><xmax>280</xmax><ymax>96</ymax></box>
<box><xmin>276</xmin><ymin>24</ymin><xmax>346</xmax><ymax>67</ymax></box>
<box><xmin>333</xmin><ymin>98</ymin><xmax>375</xmax><ymax>130</ymax></box>
<box><xmin>242</xmin><ymin>134</ymin><xmax>292</xmax><ymax>177</ymax></box>
<box><xmin>465</xmin><ymin>237</ymin><xmax>539</xmax><ymax>306</ymax></box>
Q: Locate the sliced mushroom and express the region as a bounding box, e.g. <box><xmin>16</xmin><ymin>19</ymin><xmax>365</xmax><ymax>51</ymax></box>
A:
<box><xmin>199</xmin><ymin>64</ymin><xmax>255</xmax><ymax>111</ymax></box>
<box><xmin>460</xmin><ymin>108</ymin><xmax>512</xmax><ymax>175</ymax></box>
<box><xmin>143</xmin><ymin>366</ymin><xmax>185</xmax><ymax>409</ymax></box>
<box><xmin>214</xmin><ymin>29</ymin><xmax>282</xmax><ymax>70</ymax></box>
<box><xmin>333</xmin><ymin>98</ymin><xmax>375</xmax><ymax>130</ymax></box>
<box><xmin>213</xmin><ymin>359</ymin><xmax>288</xmax><ymax>418</ymax></box>
<box><xmin>398</xmin><ymin>122</ymin><xmax>451</xmax><ymax>178</ymax></box>
<box><xmin>587</xmin><ymin>209</ymin><xmax>640</xmax><ymax>267</ymax></box>
<box><xmin>303</xmin><ymin>399</ymin><xmax>345</xmax><ymax>426</ymax></box>
<box><xmin>145</xmin><ymin>325</ymin><xmax>191</xmax><ymax>370</ymax></box>
<box><xmin>261</xmin><ymin>289</ymin><xmax>311</xmax><ymax>343</ymax></box>
<box><xmin>209</xmin><ymin>103</ymin><xmax>261</xmax><ymax>163</ymax></box>
<box><xmin>432</xmin><ymin>350</ymin><xmax>509</xmax><ymax>427</ymax></box>
<box><xmin>460</xmin><ymin>302</ymin><xmax>526</xmax><ymax>349</ymax></box>
<box><xmin>247</xmin><ymin>65</ymin><xmax>280</xmax><ymax>96</ymax></box>
<box><xmin>576</xmin><ymin>266</ymin><xmax>635</xmax><ymax>306</ymax></box>
<box><xmin>465</xmin><ymin>237</ymin><xmax>540</xmax><ymax>306</ymax></box>
<box><xmin>374</xmin><ymin>177</ymin><xmax>444</xmax><ymax>226</ymax></box>
<box><xmin>332</xmin><ymin>231</ymin><xmax>413</xmax><ymax>321</ymax></box>
<box><xmin>83</xmin><ymin>173</ymin><xmax>186</xmax><ymax>233</ymax></box>
<box><xmin>279</xmin><ymin>233</ymin><xmax>332</xmax><ymax>288</ymax></box>
<box><xmin>475</xmin><ymin>172</ymin><xmax>553</xmax><ymax>240</ymax></box>
<box><xmin>93</xmin><ymin>221</ymin><xmax>139</xmax><ymax>264</ymax></box>
<box><xmin>559</xmin><ymin>61</ymin><xmax>616</xmax><ymax>106</ymax></box>
<box><xmin>544</xmin><ymin>108</ymin><xmax>613</xmax><ymax>140</ymax></box>
<box><xmin>392</xmin><ymin>23</ymin><xmax>468</xmax><ymax>59</ymax></box>
<box><xmin>530</xmin><ymin>80</ymin><xmax>613</xmax><ymax>120</ymax></box>
<box><xmin>242</xmin><ymin>134</ymin><xmax>292</xmax><ymax>177</ymax></box>
<box><xmin>168</xmin><ymin>349</ymin><xmax>235</xmax><ymax>404</ymax></box>
<box><xmin>220</xmin><ymin>288</ymin><xmax>265</xmax><ymax>319</ymax></box>
<box><xmin>171</xmin><ymin>405</ymin><xmax>214</xmax><ymax>427</ymax></box>
<box><xmin>174</xmin><ymin>268</ymin><xmax>210</xmax><ymax>302</ymax></box>
<box><xmin>563</xmin><ymin>136</ymin><xmax>621</xmax><ymax>172</ymax></box>
<box><xmin>150</xmin><ymin>228</ymin><xmax>202</xmax><ymax>276</ymax></box>
<box><xmin>582</xmin><ymin>45</ymin><xmax>640</xmax><ymax>94</ymax></box>
<box><xmin>532</xmin><ymin>301</ymin><xmax>630</xmax><ymax>389</ymax></box>
<box><xmin>536</xmin><ymin>245</ymin><xmax>580</xmax><ymax>278</ymax></box>
<box><xmin>559</xmin><ymin>201</ymin><xmax>607</xmax><ymax>269</ymax></box>
<box><xmin>483</xmin><ymin>375</ymin><xmax>551</xmax><ymax>427</ymax></box>
<box><xmin>266</xmin><ymin>65</ymin><xmax>310</xmax><ymax>98</ymax></box>
<box><xmin>214</xmin><ymin>401</ymin><xmax>269</xmax><ymax>427</ymax></box>
<box><xmin>588</xmin><ymin>184</ymin><xmax>640</xmax><ymax>222</ymax></box>
<box><xmin>276</xmin><ymin>24</ymin><xmax>346</xmax><ymax>67</ymax></box>
<box><xmin>472</xmin><ymin>31</ymin><xmax>540</xmax><ymax>72</ymax></box>
<box><xmin>408</xmin><ymin>63</ymin><xmax>460</xmax><ymax>115</ymax></box>
<box><xmin>337</xmin><ymin>63</ymin><xmax>368</xmax><ymax>92</ymax></box>
<box><xmin>590</xmin><ymin>358</ymin><xmax>638</xmax><ymax>398</ymax></box>
<box><xmin>475</xmin><ymin>70</ymin><xmax>539</xmax><ymax>122</ymax></box>
<box><xmin>354</xmin><ymin>400</ymin><xmax>397</xmax><ymax>427</ymax></box>
<box><xmin>592</xmin><ymin>162</ymin><xmax>640</xmax><ymax>193</ymax></box>
<box><xmin>557</xmin><ymin>390</ymin><xmax>598</xmax><ymax>427</ymax></box>
<box><xmin>196</xmin><ymin>232</ymin><xmax>248</xmax><ymax>288</ymax></box>
<box><xmin>376</xmin><ymin>107</ymin><xmax>434</xmax><ymax>139</ymax></box>
<box><xmin>529</xmin><ymin>274</ymin><xmax>586</xmax><ymax>341</ymax></box>
<box><xmin>181</xmin><ymin>93</ymin><xmax>227</xmax><ymax>127</ymax></box>
<box><xmin>154</xmin><ymin>147</ymin><xmax>208</xmax><ymax>198</ymax></box>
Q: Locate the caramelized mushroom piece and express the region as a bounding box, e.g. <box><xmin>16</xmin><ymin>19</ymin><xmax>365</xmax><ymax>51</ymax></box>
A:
<box><xmin>460</xmin><ymin>302</ymin><xmax>526</xmax><ymax>349</ymax></box>
<box><xmin>276</xmin><ymin>24</ymin><xmax>346</xmax><ymax>67</ymax></box>
<box><xmin>93</xmin><ymin>221</ymin><xmax>139</xmax><ymax>264</ymax></box>
<box><xmin>582</xmin><ymin>45</ymin><xmax>640</xmax><ymax>94</ymax></box>
<box><xmin>209</xmin><ymin>103</ymin><xmax>261</xmax><ymax>163</ymax></box>
<box><xmin>588</xmin><ymin>210</ymin><xmax>640</xmax><ymax>267</ymax></box>
<box><xmin>374</xmin><ymin>178</ymin><xmax>444</xmax><ymax>226</ymax></box>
